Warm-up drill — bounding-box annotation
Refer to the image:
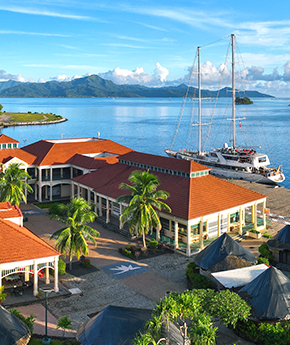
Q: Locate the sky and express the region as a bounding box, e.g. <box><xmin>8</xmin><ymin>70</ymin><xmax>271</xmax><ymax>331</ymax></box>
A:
<box><xmin>1</xmin><ymin>0</ymin><xmax>290</xmax><ymax>97</ymax></box>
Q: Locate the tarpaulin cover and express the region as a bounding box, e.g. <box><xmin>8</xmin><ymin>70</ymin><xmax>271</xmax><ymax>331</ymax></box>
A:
<box><xmin>239</xmin><ymin>266</ymin><xmax>290</xmax><ymax>320</ymax></box>
<box><xmin>76</xmin><ymin>306</ymin><xmax>152</xmax><ymax>345</ymax></box>
<box><xmin>194</xmin><ymin>233</ymin><xmax>256</xmax><ymax>270</ymax></box>
<box><xmin>0</xmin><ymin>305</ymin><xmax>30</xmax><ymax>345</ymax></box>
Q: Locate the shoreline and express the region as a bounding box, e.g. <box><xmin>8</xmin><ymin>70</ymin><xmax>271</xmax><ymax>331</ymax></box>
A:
<box><xmin>0</xmin><ymin>117</ymin><xmax>67</xmax><ymax>127</ymax></box>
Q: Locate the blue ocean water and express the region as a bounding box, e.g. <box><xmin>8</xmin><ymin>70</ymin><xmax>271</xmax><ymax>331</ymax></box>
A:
<box><xmin>0</xmin><ymin>97</ymin><xmax>289</xmax><ymax>188</ymax></box>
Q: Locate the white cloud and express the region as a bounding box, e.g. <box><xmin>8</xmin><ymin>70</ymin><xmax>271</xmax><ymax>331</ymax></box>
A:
<box><xmin>98</xmin><ymin>63</ymin><xmax>169</xmax><ymax>87</ymax></box>
<box><xmin>49</xmin><ymin>74</ymin><xmax>82</xmax><ymax>82</ymax></box>
<box><xmin>0</xmin><ymin>70</ymin><xmax>34</xmax><ymax>82</ymax></box>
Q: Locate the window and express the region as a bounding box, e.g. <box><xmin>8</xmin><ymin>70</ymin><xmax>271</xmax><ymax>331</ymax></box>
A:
<box><xmin>2</xmin><ymin>144</ymin><xmax>6</xmax><ymax>149</ymax></box>
<box><xmin>13</xmin><ymin>143</ymin><xmax>17</xmax><ymax>148</ymax></box>
<box><xmin>191</xmin><ymin>222</ymin><xmax>206</xmax><ymax>236</ymax></box>
<box><xmin>7</xmin><ymin>144</ymin><xmax>11</xmax><ymax>148</ymax></box>
<box><xmin>230</xmin><ymin>211</ymin><xmax>239</xmax><ymax>223</ymax></box>
<box><xmin>160</xmin><ymin>217</ymin><xmax>170</xmax><ymax>231</ymax></box>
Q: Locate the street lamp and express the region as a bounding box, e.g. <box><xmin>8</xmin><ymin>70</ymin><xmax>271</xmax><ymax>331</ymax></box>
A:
<box><xmin>40</xmin><ymin>287</ymin><xmax>54</xmax><ymax>345</ymax></box>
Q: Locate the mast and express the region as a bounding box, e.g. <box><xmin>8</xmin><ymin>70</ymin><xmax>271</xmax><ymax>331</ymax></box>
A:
<box><xmin>231</xmin><ymin>33</ymin><xmax>236</xmax><ymax>148</ymax></box>
<box><xmin>198</xmin><ymin>46</ymin><xmax>201</xmax><ymax>155</ymax></box>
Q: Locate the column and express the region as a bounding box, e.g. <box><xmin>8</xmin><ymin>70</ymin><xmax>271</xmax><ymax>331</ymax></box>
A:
<box><xmin>227</xmin><ymin>213</ymin><xmax>230</xmax><ymax>231</ymax></box>
<box><xmin>33</xmin><ymin>261</ymin><xmax>38</xmax><ymax>296</ymax></box>
<box><xmin>25</xmin><ymin>266</ymin><xmax>30</xmax><ymax>282</ymax></box>
<box><xmin>199</xmin><ymin>219</ymin><xmax>204</xmax><ymax>250</ymax></box>
<box><xmin>174</xmin><ymin>221</ymin><xmax>179</xmax><ymax>249</ymax></box>
<box><xmin>217</xmin><ymin>214</ymin><xmax>221</xmax><ymax>237</ymax></box>
<box><xmin>0</xmin><ymin>266</ymin><xmax>2</xmax><ymax>288</ymax></box>
<box><xmin>45</xmin><ymin>264</ymin><xmax>50</xmax><ymax>284</ymax></box>
<box><xmin>45</xmin><ymin>185</ymin><xmax>48</xmax><ymax>200</ymax></box>
<box><xmin>39</xmin><ymin>185</ymin><xmax>42</xmax><ymax>203</ymax></box>
<box><xmin>262</xmin><ymin>200</ymin><xmax>266</xmax><ymax>228</ymax></box>
<box><xmin>106</xmin><ymin>199</ymin><xmax>110</xmax><ymax>223</ymax></box>
<box><xmin>254</xmin><ymin>203</ymin><xmax>257</xmax><ymax>230</ymax></box>
<box><xmin>119</xmin><ymin>204</ymin><xmax>123</xmax><ymax>230</ymax></box>
<box><xmin>50</xmin><ymin>185</ymin><xmax>53</xmax><ymax>201</ymax></box>
<box><xmin>239</xmin><ymin>207</ymin><xmax>243</xmax><ymax>235</ymax></box>
<box><xmin>94</xmin><ymin>194</ymin><xmax>98</xmax><ymax>214</ymax></box>
<box><xmin>186</xmin><ymin>224</ymin><xmax>191</xmax><ymax>256</ymax></box>
<box><xmin>251</xmin><ymin>205</ymin><xmax>255</xmax><ymax>223</ymax></box>
<box><xmin>54</xmin><ymin>257</ymin><xmax>59</xmax><ymax>293</ymax></box>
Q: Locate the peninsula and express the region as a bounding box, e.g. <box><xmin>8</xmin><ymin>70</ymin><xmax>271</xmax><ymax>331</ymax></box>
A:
<box><xmin>0</xmin><ymin>110</ymin><xmax>67</xmax><ymax>127</ymax></box>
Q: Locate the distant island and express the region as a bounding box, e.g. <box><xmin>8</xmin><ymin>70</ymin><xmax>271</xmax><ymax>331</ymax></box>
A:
<box><xmin>235</xmin><ymin>96</ymin><xmax>253</xmax><ymax>105</ymax></box>
<box><xmin>0</xmin><ymin>105</ymin><xmax>66</xmax><ymax>127</ymax></box>
<box><xmin>0</xmin><ymin>75</ymin><xmax>274</xmax><ymax>99</ymax></box>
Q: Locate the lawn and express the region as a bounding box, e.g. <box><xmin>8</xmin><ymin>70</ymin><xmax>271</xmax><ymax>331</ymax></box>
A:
<box><xmin>0</xmin><ymin>112</ymin><xmax>63</xmax><ymax>123</ymax></box>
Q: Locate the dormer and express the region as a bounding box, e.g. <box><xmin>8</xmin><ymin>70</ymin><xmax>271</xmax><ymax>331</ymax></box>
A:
<box><xmin>0</xmin><ymin>134</ymin><xmax>19</xmax><ymax>149</ymax></box>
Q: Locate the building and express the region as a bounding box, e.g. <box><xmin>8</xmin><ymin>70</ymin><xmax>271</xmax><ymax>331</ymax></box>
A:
<box><xmin>0</xmin><ymin>135</ymin><xmax>132</xmax><ymax>202</ymax></box>
<box><xmin>72</xmin><ymin>151</ymin><xmax>267</xmax><ymax>256</ymax></box>
<box><xmin>0</xmin><ymin>201</ymin><xmax>59</xmax><ymax>296</ymax></box>
<box><xmin>0</xmin><ymin>135</ymin><xmax>267</xmax><ymax>257</ymax></box>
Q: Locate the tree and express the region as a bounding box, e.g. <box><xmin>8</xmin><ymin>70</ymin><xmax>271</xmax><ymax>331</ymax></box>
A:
<box><xmin>133</xmin><ymin>289</ymin><xmax>250</xmax><ymax>345</ymax></box>
<box><xmin>0</xmin><ymin>163</ymin><xmax>33</xmax><ymax>205</ymax></box>
<box><xmin>50</xmin><ymin>197</ymin><xmax>99</xmax><ymax>270</ymax></box>
<box><xmin>0</xmin><ymin>104</ymin><xmax>3</xmax><ymax>112</ymax></box>
<box><xmin>57</xmin><ymin>316</ymin><xmax>72</xmax><ymax>336</ymax></box>
<box><xmin>117</xmin><ymin>170</ymin><xmax>171</xmax><ymax>248</ymax></box>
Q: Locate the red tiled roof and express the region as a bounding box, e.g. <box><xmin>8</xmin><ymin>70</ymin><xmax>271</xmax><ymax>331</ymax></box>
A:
<box><xmin>119</xmin><ymin>151</ymin><xmax>211</xmax><ymax>173</ymax></box>
<box><xmin>0</xmin><ymin>149</ymin><xmax>36</xmax><ymax>165</ymax></box>
<box><xmin>0</xmin><ymin>202</ymin><xmax>23</xmax><ymax>219</ymax></box>
<box><xmin>0</xmin><ymin>134</ymin><xmax>19</xmax><ymax>144</ymax></box>
<box><xmin>23</xmin><ymin>138</ymin><xmax>133</xmax><ymax>166</ymax></box>
<box><xmin>67</xmin><ymin>154</ymin><xmax>118</xmax><ymax>170</ymax></box>
<box><xmin>73</xmin><ymin>161</ymin><xmax>266</xmax><ymax>220</ymax></box>
<box><xmin>0</xmin><ymin>218</ymin><xmax>59</xmax><ymax>264</ymax></box>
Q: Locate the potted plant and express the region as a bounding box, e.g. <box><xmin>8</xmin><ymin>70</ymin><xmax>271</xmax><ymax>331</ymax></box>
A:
<box><xmin>247</xmin><ymin>228</ymin><xmax>262</xmax><ymax>239</ymax></box>
<box><xmin>0</xmin><ymin>286</ymin><xmax>7</xmax><ymax>304</ymax></box>
<box><xmin>36</xmin><ymin>288</ymin><xmax>43</xmax><ymax>298</ymax></box>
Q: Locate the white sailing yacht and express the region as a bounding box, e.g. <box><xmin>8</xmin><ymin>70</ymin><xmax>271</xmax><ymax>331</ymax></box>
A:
<box><xmin>165</xmin><ymin>34</ymin><xmax>285</xmax><ymax>185</ymax></box>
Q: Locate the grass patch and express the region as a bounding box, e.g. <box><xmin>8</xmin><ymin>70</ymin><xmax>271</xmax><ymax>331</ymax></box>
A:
<box><xmin>1</xmin><ymin>112</ymin><xmax>63</xmax><ymax>122</ymax></box>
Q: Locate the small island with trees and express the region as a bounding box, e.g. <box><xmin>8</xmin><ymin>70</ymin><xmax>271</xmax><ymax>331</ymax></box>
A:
<box><xmin>0</xmin><ymin>104</ymin><xmax>67</xmax><ymax>127</ymax></box>
<box><xmin>235</xmin><ymin>96</ymin><xmax>253</xmax><ymax>105</ymax></box>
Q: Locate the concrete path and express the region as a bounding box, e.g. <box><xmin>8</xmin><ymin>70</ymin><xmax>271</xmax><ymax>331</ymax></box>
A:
<box><xmin>17</xmin><ymin>203</ymin><xmax>254</xmax><ymax>344</ymax></box>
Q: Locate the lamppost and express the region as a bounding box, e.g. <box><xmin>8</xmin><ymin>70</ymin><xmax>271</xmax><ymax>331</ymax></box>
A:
<box><xmin>40</xmin><ymin>287</ymin><xmax>54</xmax><ymax>345</ymax></box>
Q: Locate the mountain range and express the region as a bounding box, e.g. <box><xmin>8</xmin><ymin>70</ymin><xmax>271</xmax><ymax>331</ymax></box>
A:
<box><xmin>0</xmin><ymin>75</ymin><xmax>274</xmax><ymax>98</ymax></box>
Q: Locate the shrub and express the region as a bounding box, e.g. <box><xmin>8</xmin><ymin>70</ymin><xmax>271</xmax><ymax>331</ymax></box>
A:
<box><xmin>263</xmin><ymin>233</ymin><xmax>273</xmax><ymax>238</ymax></box>
<box><xmin>80</xmin><ymin>258</ymin><xmax>91</xmax><ymax>269</ymax></box>
<box><xmin>250</xmin><ymin>228</ymin><xmax>259</xmax><ymax>234</ymax></box>
<box><xmin>236</xmin><ymin>319</ymin><xmax>290</xmax><ymax>345</ymax></box>
<box><xmin>149</xmin><ymin>239</ymin><xmax>158</xmax><ymax>250</ymax></box>
<box><xmin>257</xmin><ymin>256</ymin><xmax>269</xmax><ymax>265</ymax></box>
<box><xmin>10</xmin><ymin>309</ymin><xmax>36</xmax><ymax>335</ymax></box>
<box><xmin>258</xmin><ymin>243</ymin><xmax>275</xmax><ymax>261</ymax></box>
<box><xmin>123</xmin><ymin>249</ymin><xmax>133</xmax><ymax>259</ymax></box>
<box><xmin>58</xmin><ymin>257</ymin><xmax>67</xmax><ymax>275</ymax></box>
<box><xmin>186</xmin><ymin>262</ymin><xmax>213</xmax><ymax>289</ymax></box>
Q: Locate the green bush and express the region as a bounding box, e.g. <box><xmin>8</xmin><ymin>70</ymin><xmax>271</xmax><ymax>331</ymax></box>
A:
<box><xmin>186</xmin><ymin>262</ymin><xmax>213</xmax><ymax>289</ymax></box>
<box><xmin>236</xmin><ymin>320</ymin><xmax>290</xmax><ymax>345</ymax></box>
<box><xmin>80</xmin><ymin>258</ymin><xmax>91</xmax><ymax>269</ymax></box>
<box><xmin>257</xmin><ymin>256</ymin><xmax>269</xmax><ymax>265</ymax></box>
<box><xmin>10</xmin><ymin>309</ymin><xmax>36</xmax><ymax>335</ymax></box>
<box><xmin>263</xmin><ymin>233</ymin><xmax>273</xmax><ymax>238</ymax></box>
<box><xmin>149</xmin><ymin>238</ymin><xmax>158</xmax><ymax>250</ymax></box>
<box><xmin>123</xmin><ymin>249</ymin><xmax>133</xmax><ymax>259</ymax></box>
<box><xmin>258</xmin><ymin>242</ymin><xmax>275</xmax><ymax>261</ymax></box>
<box><xmin>58</xmin><ymin>258</ymin><xmax>67</xmax><ymax>275</ymax></box>
<box><xmin>250</xmin><ymin>228</ymin><xmax>259</xmax><ymax>234</ymax></box>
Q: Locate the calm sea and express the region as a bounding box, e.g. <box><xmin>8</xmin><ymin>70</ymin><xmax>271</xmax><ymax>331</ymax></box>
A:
<box><xmin>1</xmin><ymin>97</ymin><xmax>289</xmax><ymax>188</ymax></box>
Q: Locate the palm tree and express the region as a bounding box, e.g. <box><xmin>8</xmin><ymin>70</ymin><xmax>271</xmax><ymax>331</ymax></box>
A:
<box><xmin>0</xmin><ymin>163</ymin><xmax>33</xmax><ymax>205</ymax></box>
<box><xmin>117</xmin><ymin>170</ymin><xmax>171</xmax><ymax>248</ymax></box>
<box><xmin>50</xmin><ymin>197</ymin><xmax>99</xmax><ymax>270</ymax></box>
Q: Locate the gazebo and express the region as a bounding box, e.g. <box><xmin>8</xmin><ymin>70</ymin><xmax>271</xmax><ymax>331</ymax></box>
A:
<box><xmin>0</xmin><ymin>215</ymin><xmax>59</xmax><ymax>296</ymax></box>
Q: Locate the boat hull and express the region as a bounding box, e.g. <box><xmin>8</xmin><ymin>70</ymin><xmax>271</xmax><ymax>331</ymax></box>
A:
<box><xmin>165</xmin><ymin>150</ymin><xmax>284</xmax><ymax>185</ymax></box>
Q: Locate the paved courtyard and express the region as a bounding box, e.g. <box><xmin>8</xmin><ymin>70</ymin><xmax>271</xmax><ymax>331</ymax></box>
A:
<box><xmin>15</xmin><ymin>203</ymin><xmax>254</xmax><ymax>344</ymax></box>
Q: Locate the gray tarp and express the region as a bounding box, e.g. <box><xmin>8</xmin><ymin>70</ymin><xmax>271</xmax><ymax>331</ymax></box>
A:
<box><xmin>194</xmin><ymin>233</ymin><xmax>256</xmax><ymax>270</ymax></box>
<box><xmin>0</xmin><ymin>305</ymin><xmax>30</xmax><ymax>345</ymax></box>
<box><xmin>239</xmin><ymin>266</ymin><xmax>290</xmax><ymax>320</ymax></box>
<box><xmin>76</xmin><ymin>306</ymin><xmax>152</xmax><ymax>345</ymax></box>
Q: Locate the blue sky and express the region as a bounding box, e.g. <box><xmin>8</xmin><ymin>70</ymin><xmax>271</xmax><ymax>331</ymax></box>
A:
<box><xmin>1</xmin><ymin>0</ymin><xmax>290</xmax><ymax>96</ymax></box>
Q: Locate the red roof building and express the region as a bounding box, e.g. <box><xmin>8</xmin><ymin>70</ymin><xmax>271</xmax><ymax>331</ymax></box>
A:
<box><xmin>0</xmin><ymin>202</ymin><xmax>59</xmax><ymax>296</ymax></box>
<box><xmin>72</xmin><ymin>151</ymin><xmax>267</xmax><ymax>256</ymax></box>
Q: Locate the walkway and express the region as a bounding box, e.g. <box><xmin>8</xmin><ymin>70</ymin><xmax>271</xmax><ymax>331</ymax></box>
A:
<box><xmin>13</xmin><ymin>203</ymin><xmax>254</xmax><ymax>344</ymax></box>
